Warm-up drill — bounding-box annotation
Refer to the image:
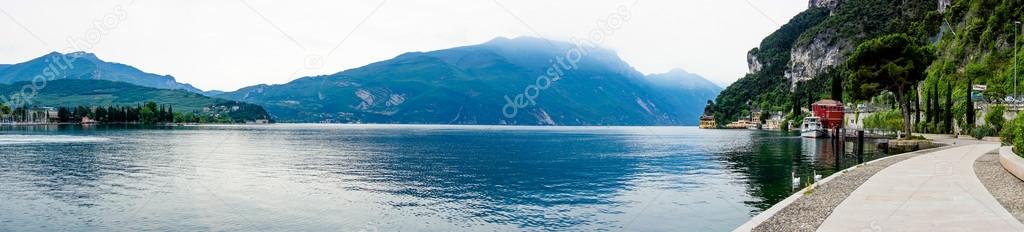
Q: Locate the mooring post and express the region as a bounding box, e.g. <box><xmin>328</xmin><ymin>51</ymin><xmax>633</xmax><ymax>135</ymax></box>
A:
<box><xmin>857</xmin><ymin>130</ymin><xmax>865</xmax><ymax>163</ymax></box>
<box><xmin>831</xmin><ymin>128</ymin><xmax>840</xmax><ymax>168</ymax></box>
<box><xmin>882</xmin><ymin>140</ymin><xmax>889</xmax><ymax>154</ymax></box>
<box><xmin>840</xmin><ymin>128</ymin><xmax>846</xmax><ymax>155</ymax></box>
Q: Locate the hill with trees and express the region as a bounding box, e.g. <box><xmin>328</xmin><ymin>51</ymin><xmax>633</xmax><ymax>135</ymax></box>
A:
<box><xmin>0</xmin><ymin>52</ymin><xmax>203</xmax><ymax>93</ymax></box>
<box><xmin>712</xmin><ymin>0</ymin><xmax>1022</xmax><ymax>136</ymax></box>
<box><xmin>0</xmin><ymin>79</ymin><xmax>269</xmax><ymax>123</ymax></box>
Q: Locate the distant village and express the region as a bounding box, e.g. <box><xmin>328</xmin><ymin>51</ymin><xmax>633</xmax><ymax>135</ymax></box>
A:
<box><xmin>702</xmin><ymin>84</ymin><xmax>1023</xmax><ymax>139</ymax></box>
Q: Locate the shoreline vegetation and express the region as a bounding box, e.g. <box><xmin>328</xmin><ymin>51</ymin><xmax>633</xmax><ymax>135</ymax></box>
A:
<box><xmin>0</xmin><ymin>101</ymin><xmax>271</xmax><ymax>125</ymax></box>
<box><xmin>704</xmin><ymin>0</ymin><xmax>1024</xmax><ymax>161</ymax></box>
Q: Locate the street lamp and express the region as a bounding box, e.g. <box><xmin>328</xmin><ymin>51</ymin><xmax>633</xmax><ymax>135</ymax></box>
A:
<box><xmin>1014</xmin><ymin>21</ymin><xmax>1020</xmax><ymax>102</ymax></box>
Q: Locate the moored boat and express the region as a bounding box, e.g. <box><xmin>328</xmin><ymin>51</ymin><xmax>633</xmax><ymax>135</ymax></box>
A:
<box><xmin>801</xmin><ymin>117</ymin><xmax>826</xmax><ymax>138</ymax></box>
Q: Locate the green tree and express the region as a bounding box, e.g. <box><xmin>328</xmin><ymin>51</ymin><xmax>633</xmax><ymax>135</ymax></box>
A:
<box><xmin>846</xmin><ymin>34</ymin><xmax>934</xmax><ymax>136</ymax></box>
<box><xmin>966</xmin><ymin>77</ymin><xmax>975</xmax><ymax>126</ymax></box>
<box><xmin>58</xmin><ymin>107</ymin><xmax>70</xmax><ymax>122</ymax></box>
<box><xmin>864</xmin><ymin>109</ymin><xmax>904</xmax><ymax>132</ymax></box>
<box><xmin>140</xmin><ymin>102</ymin><xmax>159</xmax><ymax>124</ymax></box>
<box><xmin>944</xmin><ymin>82</ymin><xmax>953</xmax><ymax>133</ymax></box>
<box><xmin>140</xmin><ymin>107</ymin><xmax>155</xmax><ymax>124</ymax></box>
<box><xmin>987</xmin><ymin>105</ymin><xmax>1006</xmax><ymax>133</ymax></box>
<box><xmin>95</xmin><ymin>107</ymin><xmax>108</xmax><ymax>123</ymax></box>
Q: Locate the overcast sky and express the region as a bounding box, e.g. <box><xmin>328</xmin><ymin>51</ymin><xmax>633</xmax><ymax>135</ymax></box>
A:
<box><xmin>0</xmin><ymin>0</ymin><xmax>807</xmax><ymax>91</ymax></box>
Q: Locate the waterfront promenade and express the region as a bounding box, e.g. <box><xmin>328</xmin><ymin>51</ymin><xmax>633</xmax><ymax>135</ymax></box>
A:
<box><xmin>818</xmin><ymin>143</ymin><xmax>1022</xmax><ymax>231</ymax></box>
<box><xmin>738</xmin><ymin>138</ymin><xmax>1024</xmax><ymax>231</ymax></box>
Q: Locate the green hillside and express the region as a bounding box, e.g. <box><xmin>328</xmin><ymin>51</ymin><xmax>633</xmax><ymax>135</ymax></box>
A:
<box><xmin>0</xmin><ymin>52</ymin><xmax>203</xmax><ymax>93</ymax></box>
<box><xmin>713</xmin><ymin>0</ymin><xmax>1022</xmax><ymax>133</ymax></box>
<box><xmin>0</xmin><ymin>79</ymin><xmax>269</xmax><ymax>122</ymax></box>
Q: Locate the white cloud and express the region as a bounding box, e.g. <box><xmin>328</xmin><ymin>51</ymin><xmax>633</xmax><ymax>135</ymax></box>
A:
<box><xmin>0</xmin><ymin>0</ymin><xmax>806</xmax><ymax>91</ymax></box>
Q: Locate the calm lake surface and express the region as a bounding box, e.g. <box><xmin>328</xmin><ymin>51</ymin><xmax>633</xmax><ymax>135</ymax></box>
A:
<box><xmin>0</xmin><ymin>124</ymin><xmax>886</xmax><ymax>231</ymax></box>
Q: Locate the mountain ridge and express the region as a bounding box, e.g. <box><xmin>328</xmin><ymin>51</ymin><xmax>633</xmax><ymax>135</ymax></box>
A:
<box><xmin>0</xmin><ymin>37</ymin><xmax>720</xmax><ymax>125</ymax></box>
<box><xmin>221</xmin><ymin>36</ymin><xmax>721</xmax><ymax>125</ymax></box>
<box><xmin>0</xmin><ymin>52</ymin><xmax>203</xmax><ymax>94</ymax></box>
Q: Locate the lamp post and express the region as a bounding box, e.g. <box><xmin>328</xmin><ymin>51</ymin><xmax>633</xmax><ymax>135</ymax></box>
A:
<box><xmin>1014</xmin><ymin>21</ymin><xmax>1020</xmax><ymax>102</ymax></box>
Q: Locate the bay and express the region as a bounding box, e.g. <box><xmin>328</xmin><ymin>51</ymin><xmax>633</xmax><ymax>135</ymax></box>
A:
<box><xmin>0</xmin><ymin>124</ymin><xmax>885</xmax><ymax>231</ymax></box>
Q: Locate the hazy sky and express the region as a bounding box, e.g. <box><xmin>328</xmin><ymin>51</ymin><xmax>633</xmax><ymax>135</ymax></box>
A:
<box><xmin>0</xmin><ymin>0</ymin><xmax>807</xmax><ymax>91</ymax></box>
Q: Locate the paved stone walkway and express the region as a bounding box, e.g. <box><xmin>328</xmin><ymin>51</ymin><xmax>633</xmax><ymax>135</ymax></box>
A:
<box><xmin>817</xmin><ymin>143</ymin><xmax>1024</xmax><ymax>231</ymax></box>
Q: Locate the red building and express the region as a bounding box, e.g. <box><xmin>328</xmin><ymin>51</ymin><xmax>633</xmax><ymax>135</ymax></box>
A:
<box><xmin>812</xmin><ymin>100</ymin><xmax>844</xmax><ymax>129</ymax></box>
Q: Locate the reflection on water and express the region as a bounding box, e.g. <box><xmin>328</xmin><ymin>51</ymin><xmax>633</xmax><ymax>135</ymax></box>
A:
<box><xmin>0</xmin><ymin>125</ymin><xmax>888</xmax><ymax>231</ymax></box>
<box><xmin>0</xmin><ymin>135</ymin><xmax>109</xmax><ymax>145</ymax></box>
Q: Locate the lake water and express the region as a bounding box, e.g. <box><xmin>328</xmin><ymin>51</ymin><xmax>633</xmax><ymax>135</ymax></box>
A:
<box><xmin>0</xmin><ymin>124</ymin><xmax>886</xmax><ymax>231</ymax></box>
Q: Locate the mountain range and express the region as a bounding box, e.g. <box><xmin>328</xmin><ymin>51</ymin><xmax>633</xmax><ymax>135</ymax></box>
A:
<box><xmin>0</xmin><ymin>52</ymin><xmax>202</xmax><ymax>93</ymax></box>
<box><xmin>0</xmin><ymin>37</ymin><xmax>722</xmax><ymax>125</ymax></box>
<box><xmin>218</xmin><ymin>37</ymin><xmax>722</xmax><ymax>125</ymax></box>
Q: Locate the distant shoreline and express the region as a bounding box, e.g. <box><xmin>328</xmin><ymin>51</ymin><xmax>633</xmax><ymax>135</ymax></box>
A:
<box><xmin>0</xmin><ymin>122</ymin><xmax>713</xmax><ymax>128</ymax></box>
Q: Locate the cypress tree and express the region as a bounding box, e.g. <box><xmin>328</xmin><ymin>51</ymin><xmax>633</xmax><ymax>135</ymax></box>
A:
<box><xmin>831</xmin><ymin>68</ymin><xmax>843</xmax><ymax>101</ymax></box>
<box><xmin>966</xmin><ymin>79</ymin><xmax>975</xmax><ymax>126</ymax></box>
<box><xmin>929</xmin><ymin>83</ymin><xmax>938</xmax><ymax>126</ymax></box>
<box><xmin>945</xmin><ymin>82</ymin><xmax>953</xmax><ymax>133</ymax></box>
<box><xmin>107</xmin><ymin>106</ymin><xmax>116</xmax><ymax>122</ymax></box>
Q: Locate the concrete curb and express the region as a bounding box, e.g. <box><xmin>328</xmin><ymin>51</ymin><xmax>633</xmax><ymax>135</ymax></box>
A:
<box><xmin>731</xmin><ymin>145</ymin><xmax>951</xmax><ymax>232</ymax></box>
<box><xmin>999</xmin><ymin>146</ymin><xmax>1024</xmax><ymax>182</ymax></box>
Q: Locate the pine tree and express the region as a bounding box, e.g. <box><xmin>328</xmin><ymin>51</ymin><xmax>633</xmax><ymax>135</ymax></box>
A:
<box><xmin>58</xmin><ymin>107</ymin><xmax>70</xmax><ymax>123</ymax></box>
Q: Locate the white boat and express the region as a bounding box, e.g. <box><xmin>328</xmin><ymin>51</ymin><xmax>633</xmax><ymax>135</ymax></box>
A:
<box><xmin>801</xmin><ymin>117</ymin><xmax>827</xmax><ymax>138</ymax></box>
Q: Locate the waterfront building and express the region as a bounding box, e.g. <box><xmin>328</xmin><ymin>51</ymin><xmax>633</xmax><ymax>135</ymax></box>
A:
<box><xmin>763</xmin><ymin>111</ymin><xmax>784</xmax><ymax>131</ymax></box>
<box><xmin>26</xmin><ymin>107</ymin><xmax>57</xmax><ymax>123</ymax></box>
<box><xmin>811</xmin><ymin>100</ymin><xmax>844</xmax><ymax>129</ymax></box>
<box><xmin>725</xmin><ymin>118</ymin><xmax>754</xmax><ymax>129</ymax></box>
<box><xmin>699</xmin><ymin>115</ymin><xmax>717</xmax><ymax>129</ymax></box>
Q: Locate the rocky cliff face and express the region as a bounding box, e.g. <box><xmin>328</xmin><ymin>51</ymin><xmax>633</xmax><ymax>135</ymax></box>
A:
<box><xmin>937</xmin><ymin>0</ymin><xmax>951</xmax><ymax>13</ymax></box>
<box><xmin>784</xmin><ymin>0</ymin><xmax>937</xmax><ymax>90</ymax></box>
<box><xmin>809</xmin><ymin>0</ymin><xmax>842</xmax><ymax>10</ymax></box>
<box><xmin>784</xmin><ymin>0</ymin><xmax>846</xmax><ymax>90</ymax></box>
<box><xmin>784</xmin><ymin>31</ymin><xmax>850</xmax><ymax>89</ymax></box>
<box><xmin>746</xmin><ymin>49</ymin><xmax>763</xmax><ymax>74</ymax></box>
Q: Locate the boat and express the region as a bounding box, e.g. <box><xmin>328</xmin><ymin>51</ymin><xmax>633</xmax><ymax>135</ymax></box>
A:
<box><xmin>801</xmin><ymin>116</ymin><xmax>827</xmax><ymax>138</ymax></box>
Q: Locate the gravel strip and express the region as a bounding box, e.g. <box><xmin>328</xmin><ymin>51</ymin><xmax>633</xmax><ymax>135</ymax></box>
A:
<box><xmin>974</xmin><ymin>152</ymin><xmax>1024</xmax><ymax>223</ymax></box>
<box><xmin>751</xmin><ymin>147</ymin><xmax>948</xmax><ymax>232</ymax></box>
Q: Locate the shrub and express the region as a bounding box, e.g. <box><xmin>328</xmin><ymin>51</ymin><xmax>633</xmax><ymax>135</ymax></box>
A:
<box><xmin>971</xmin><ymin>125</ymin><xmax>996</xmax><ymax>139</ymax></box>
<box><xmin>864</xmin><ymin>109</ymin><xmax>903</xmax><ymax>133</ymax></box>
<box><xmin>1001</xmin><ymin>112</ymin><xmax>1024</xmax><ymax>156</ymax></box>
<box><xmin>904</xmin><ymin>135</ymin><xmax>928</xmax><ymax>140</ymax></box>
<box><xmin>986</xmin><ymin>105</ymin><xmax>1006</xmax><ymax>132</ymax></box>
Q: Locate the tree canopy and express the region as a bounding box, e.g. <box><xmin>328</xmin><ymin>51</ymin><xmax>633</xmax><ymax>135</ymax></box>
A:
<box><xmin>846</xmin><ymin>33</ymin><xmax>934</xmax><ymax>135</ymax></box>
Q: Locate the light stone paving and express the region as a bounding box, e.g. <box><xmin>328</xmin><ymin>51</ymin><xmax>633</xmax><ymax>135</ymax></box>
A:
<box><xmin>817</xmin><ymin>143</ymin><xmax>1024</xmax><ymax>231</ymax></box>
